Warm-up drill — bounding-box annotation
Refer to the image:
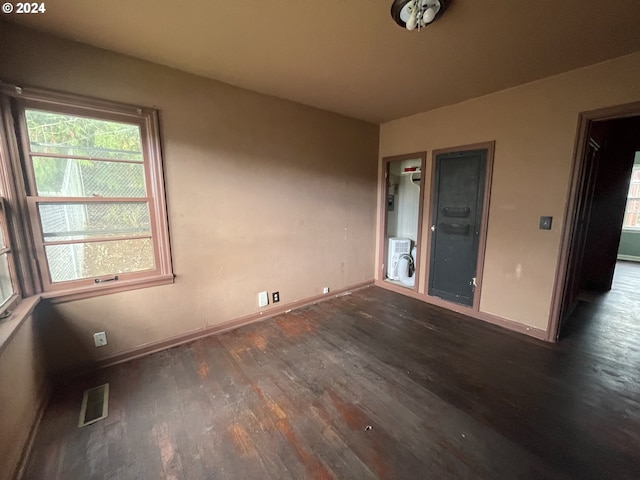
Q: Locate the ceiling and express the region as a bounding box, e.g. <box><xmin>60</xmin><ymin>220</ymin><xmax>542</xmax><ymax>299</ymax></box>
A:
<box><xmin>7</xmin><ymin>0</ymin><xmax>640</xmax><ymax>123</ymax></box>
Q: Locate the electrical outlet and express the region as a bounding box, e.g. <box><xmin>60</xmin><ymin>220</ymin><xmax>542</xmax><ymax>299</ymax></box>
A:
<box><xmin>272</xmin><ymin>291</ymin><xmax>280</xmax><ymax>303</ymax></box>
<box><xmin>93</xmin><ymin>331</ymin><xmax>107</xmax><ymax>347</ymax></box>
<box><xmin>258</xmin><ymin>291</ymin><xmax>269</xmax><ymax>308</ymax></box>
<box><xmin>323</xmin><ymin>287</ymin><xmax>330</xmax><ymax>294</ymax></box>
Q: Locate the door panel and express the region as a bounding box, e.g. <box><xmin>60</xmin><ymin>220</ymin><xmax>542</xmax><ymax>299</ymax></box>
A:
<box><xmin>429</xmin><ymin>150</ymin><xmax>486</xmax><ymax>306</ymax></box>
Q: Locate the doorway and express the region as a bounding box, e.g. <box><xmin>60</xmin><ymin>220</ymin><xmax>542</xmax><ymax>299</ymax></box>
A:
<box><xmin>553</xmin><ymin>105</ymin><xmax>640</xmax><ymax>340</ymax></box>
<box><xmin>380</xmin><ymin>152</ymin><xmax>426</xmax><ymax>291</ymax></box>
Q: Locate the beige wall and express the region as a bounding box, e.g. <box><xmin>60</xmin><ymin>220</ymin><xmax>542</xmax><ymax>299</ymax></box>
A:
<box><xmin>0</xmin><ymin>312</ymin><xmax>48</xmax><ymax>479</ymax></box>
<box><xmin>0</xmin><ymin>23</ymin><xmax>379</xmax><ymax>371</ymax></box>
<box><xmin>379</xmin><ymin>51</ymin><xmax>640</xmax><ymax>330</ymax></box>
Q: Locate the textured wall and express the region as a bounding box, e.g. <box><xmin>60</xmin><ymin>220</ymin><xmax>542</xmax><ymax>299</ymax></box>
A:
<box><xmin>0</xmin><ymin>23</ymin><xmax>379</xmax><ymax>371</ymax></box>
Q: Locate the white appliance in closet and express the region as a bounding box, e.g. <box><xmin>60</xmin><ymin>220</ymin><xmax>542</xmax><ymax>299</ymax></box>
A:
<box><xmin>387</xmin><ymin>237</ymin><xmax>412</xmax><ymax>280</ymax></box>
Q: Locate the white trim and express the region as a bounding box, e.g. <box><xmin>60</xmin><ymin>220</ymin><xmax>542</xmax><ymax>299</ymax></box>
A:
<box><xmin>617</xmin><ymin>254</ymin><xmax>640</xmax><ymax>262</ymax></box>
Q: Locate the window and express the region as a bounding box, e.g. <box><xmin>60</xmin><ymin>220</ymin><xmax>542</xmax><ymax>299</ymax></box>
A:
<box><xmin>0</xmin><ymin>199</ymin><xmax>18</xmax><ymax>315</ymax></box>
<box><xmin>0</xmin><ymin>85</ymin><xmax>172</xmax><ymax>301</ymax></box>
<box><xmin>623</xmin><ymin>162</ymin><xmax>640</xmax><ymax>230</ymax></box>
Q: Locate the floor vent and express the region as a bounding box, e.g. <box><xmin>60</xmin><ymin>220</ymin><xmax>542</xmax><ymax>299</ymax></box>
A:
<box><xmin>78</xmin><ymin>383</ymin><xmax>109</xmax><ymax>428</ymax></box>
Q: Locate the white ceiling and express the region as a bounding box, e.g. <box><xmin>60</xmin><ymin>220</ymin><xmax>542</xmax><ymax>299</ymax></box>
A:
<box><xmin>7</xmin><ymin>0</ymin><xmax>640</xmax><ymax>123</ymax></box>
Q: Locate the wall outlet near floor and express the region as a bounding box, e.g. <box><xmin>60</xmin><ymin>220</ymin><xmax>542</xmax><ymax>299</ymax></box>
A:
<box><xmin>93</xmin><ymin>331</ymin><xmax>107</xmax><ymax>347</ymax></box>
<box><xmin>323</xmin><ymin>287</ymin><xmax>330</xmax><ymax>294</ymax></box>
<box><xmin>258</xmin><ymin>291</ymin><xmax>269</xmax><ymax>308</ymax></box>
<box><xmin>272</xmin><ymin>291</ymin><xmax>280</xmax><ymax>303</ymax></box>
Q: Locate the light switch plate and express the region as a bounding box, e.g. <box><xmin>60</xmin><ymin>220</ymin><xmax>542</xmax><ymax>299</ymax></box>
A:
<box><xmin>539</xmin><ymin>216</ymin><xmax>553</xmax><ymax>230</ymax></box>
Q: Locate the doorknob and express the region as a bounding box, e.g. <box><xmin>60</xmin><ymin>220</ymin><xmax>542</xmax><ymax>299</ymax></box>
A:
<box><xmin>431</xmin><ymin>225</ymin><xmax>436</xmax><ymax>232</ymax></box>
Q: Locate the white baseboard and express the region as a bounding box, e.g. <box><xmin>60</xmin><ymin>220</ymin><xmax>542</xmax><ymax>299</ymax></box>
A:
<box><xmin>617</xmin><ymin>255</ymin><xmax>640</xmax><ymax>262</ymax></box>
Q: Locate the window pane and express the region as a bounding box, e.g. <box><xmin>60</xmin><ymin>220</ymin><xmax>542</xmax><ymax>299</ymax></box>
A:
<box><xmin>624</xmin><ymin>209</ymin><xmax>640</xmax><ymax>229</ymax></box>
<box><xmin>25</xmin><ymin>109</ymin><xmax>143</xmax><ymax>161</ymax></box>
<box><xmin>45</xmin><ymin>238</ymin><xmax>154</xmax><ymax>283</ymax></box>
<box><xmin>32</xmin><ymin>157</ymin><xmax>146</xmax><ymax>198</ymax></box>
<box><xmin>627</xmin><ymin>199</ymin><xmax>640</xmax><ymax>214</ymax></box>
<box><xmin>623</xmin><ymin>164</ymin><xmax>640</xmax><ymax>229</ymax></box>
<box><xmin>0</xmin><ymin>254</ymin><xmax>14</xmax><ymax>305</ymax></box>
<box><xmin>39</xmin><ymin>202</ymin><xmax>151</xmax><ymax>242</ymax></box>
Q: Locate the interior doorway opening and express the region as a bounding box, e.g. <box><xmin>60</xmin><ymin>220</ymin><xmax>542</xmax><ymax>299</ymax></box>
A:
<box><xmin>381</xmin><ymin>152</ymin><xmax>426</xmax><ymax>292</ymax></box>
<box><xmin>555</xmin><ymin>109</ymin><xmax>640</xmax><ymax>340</ymax></box>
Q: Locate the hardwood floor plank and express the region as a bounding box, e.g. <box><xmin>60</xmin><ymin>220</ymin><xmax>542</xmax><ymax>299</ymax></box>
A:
<box><xmin>218</xmin><ymin>328</ymin><xmax>379</xmax><ymax>480</ymax></box>
<box><xmin>22</xmin><ymin>262</ymin><xmax>640</xmax><ymax>479</ymax></box>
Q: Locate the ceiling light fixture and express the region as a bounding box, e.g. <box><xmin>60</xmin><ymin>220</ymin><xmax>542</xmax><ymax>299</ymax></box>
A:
<box><xmin>391</xmin><ymin>0</ymin><xmax>449</xmax><ymax>31</ymax></box>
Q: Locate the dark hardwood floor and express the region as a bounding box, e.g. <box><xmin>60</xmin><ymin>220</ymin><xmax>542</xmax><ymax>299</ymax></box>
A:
<box><xmin>23</xmin><ymin>264</ymin><xmax>640</xmax><ymax>479</ymax></box>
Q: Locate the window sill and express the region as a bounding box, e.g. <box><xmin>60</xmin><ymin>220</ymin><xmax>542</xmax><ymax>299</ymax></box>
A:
<box><xmin>0</xmin><ymin>295</ymin><xmax>40</xmax><ymax>355</ymax></box>
<box><xmin>41</xmin><ymin>274</ymin><xmax>175</xmax><ymax>304</ymax></box>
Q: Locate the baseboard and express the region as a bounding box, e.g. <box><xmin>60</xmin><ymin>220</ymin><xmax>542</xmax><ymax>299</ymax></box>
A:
<box><xmin>617</xmin><ymin>255</ymin><xmax>640</xmax><ymax>263</ymax></box>
<box><xmin>14</xmin><ymin>381</ymin><xmax>51</xmax><ymax>480</ymax></box>
<box><xmin>64</xmin><ymin>281</ymin><xmax>374</xmax><ymax>376</ymax></box>
<box><xmin>374</xmin><ymin>279</ymin><xmax>548</xmax><ymax>342</ymax></box>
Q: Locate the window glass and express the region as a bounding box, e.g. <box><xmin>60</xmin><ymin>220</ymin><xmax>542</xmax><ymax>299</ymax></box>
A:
<box><xmin>25</xmin><ymin>109</ymin><xmax>143</xmax><ymax>161</ymax></box>
<box><xmin>623</xmin><ymin>163</ymin><xmax>640</xmax><ymax>230</ymax></box>
<box><xmin>0</xmin><ymin>253</ymin><xmax>14</xmax><ymax>306</ymax></box>
<box><xmin>32</xmin><ymin>157</ymin><xmax>146</xmax><ymax>197</ymax></box>
<box><xmin>39</xmin><ymin>202</ymin><xmax>151</xmax><ymax>242</ymax></box>
<box><xmin>45</xmin><ymin>238</ymin><xmax>154</xmax><ymax>283</ymax></box>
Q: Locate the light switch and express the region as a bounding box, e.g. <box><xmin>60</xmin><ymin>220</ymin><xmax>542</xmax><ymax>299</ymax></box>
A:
<box><xmin>539</xmin><ymin>216</ymin><xmax>552</xmax><ymax>230</ymax></box>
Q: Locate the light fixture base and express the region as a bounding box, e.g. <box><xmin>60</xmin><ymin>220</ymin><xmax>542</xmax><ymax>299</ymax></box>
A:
<box><xmin>390</xmin><ymin>0</ymin><xmax>449</xmax><ymax>31</ymax></box>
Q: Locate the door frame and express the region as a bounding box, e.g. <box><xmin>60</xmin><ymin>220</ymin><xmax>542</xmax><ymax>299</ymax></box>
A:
<box><xmin>548</xmin><ymin>100</ymin><xmax>640</xmax><ymax>341</ymax></box>
<box><xmin>425</xmin><ymin>141</ymin><xmax>495</xmax><ymax>312</ymax></box>
<box><xmin>378</xmin><ymin>151</ymin><xmax>426</xmax><ymax>293</ymax></box>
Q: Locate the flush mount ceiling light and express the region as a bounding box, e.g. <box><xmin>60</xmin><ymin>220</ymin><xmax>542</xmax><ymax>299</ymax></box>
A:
<box><xmin>391</xmin><ymin>0</ymin><xmax>449</xmax><ymax>31</ymax></box>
